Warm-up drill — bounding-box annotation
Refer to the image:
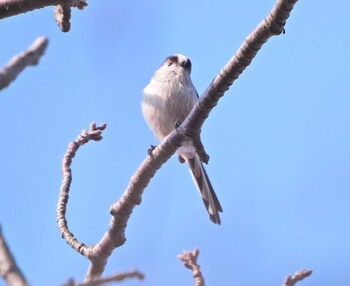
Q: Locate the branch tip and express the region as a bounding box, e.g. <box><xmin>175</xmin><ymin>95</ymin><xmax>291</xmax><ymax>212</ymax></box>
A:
<box><xmin>282</xmin><ymin>269</ymin><xmax>312</xmax><ymax>286</ymax></box>
<box><xmin>0</xmin><ymin>36</ymin><xmax>49</xmax><ymax>90</ymax></box>
<box><xmin>178</xmin><ymin>248</ymin><xmax>204</xmax><ymax>286</ymax></box>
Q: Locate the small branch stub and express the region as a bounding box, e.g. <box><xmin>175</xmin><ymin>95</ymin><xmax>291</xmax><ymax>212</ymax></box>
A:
<box><xmin>54</xmin><ymin>0</ymin><xmax>88</xmax><ymax>32</ymax></box>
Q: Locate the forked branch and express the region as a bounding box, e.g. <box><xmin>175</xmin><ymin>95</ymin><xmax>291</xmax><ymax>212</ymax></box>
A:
<box><xmin>178</xmin><ymin>248</ymin><xmax>204</xmax><ymax>286</ymax></box>
<box><xmin>0</xmin><ymin>0</ymin><xmax>87</xmax><ymax>31</ymax></box>
<box><xmin>56</xmin><ymin>0</ymin><xmax>299</xmax><ymax>281</ymax></box>
<box><xmin>56</xmin><ymin>122</ymin><xmax>179</xmax><ymax>281</ymax></box>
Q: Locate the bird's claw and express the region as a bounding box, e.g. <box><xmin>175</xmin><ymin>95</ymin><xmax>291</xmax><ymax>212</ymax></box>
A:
<box><xmin>175</xmin><ymin>119</ymin><xmax>182</xmax><ymax>131</ymax></box>
<box><xmin>147</xmin><ymin>144</ymin><xmax>156</xmax><ymax>159</ymax></box>
<box><xmin>199</xmin><ymin>152</ymin><xmax>210</xmax><ymax>164</ymax></box>
<box><xmin>178</xmin><ymin>155</ymin><xmax>185</xmax><ymax>164</ymax></box>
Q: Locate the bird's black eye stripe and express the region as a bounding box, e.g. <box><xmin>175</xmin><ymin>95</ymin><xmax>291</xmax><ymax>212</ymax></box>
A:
<box><xmin>165</xmin><ymin>55</ymin><xmax>179</xmax><ymax>66</ymax></box>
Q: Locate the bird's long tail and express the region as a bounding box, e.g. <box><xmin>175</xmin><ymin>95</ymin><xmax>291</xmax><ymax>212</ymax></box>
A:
<box><xmin>186</xmin><ymin>154</ymin><xmax>223</xmax><ymax>224</ymax></box>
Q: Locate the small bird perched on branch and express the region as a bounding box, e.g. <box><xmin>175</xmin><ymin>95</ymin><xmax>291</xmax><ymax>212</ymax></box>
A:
<box><xmin>142</xmin><ymin>54</ymin><xmax>223</xmax><ymax>224</ymax></box>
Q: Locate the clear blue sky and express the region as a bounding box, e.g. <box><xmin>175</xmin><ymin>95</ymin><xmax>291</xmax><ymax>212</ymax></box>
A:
<box><xmin>1</xmin><ymin>1</ymin><xmax>349</xmax><ymax>285</ymax></box>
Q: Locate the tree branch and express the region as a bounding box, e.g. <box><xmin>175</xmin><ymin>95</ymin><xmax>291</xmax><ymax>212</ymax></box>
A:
<box><xmin>57</xmin><ymin>122</ymin><xmax>107</xmax><ymax>258</ymax></box>
<box><xmin>0</xmin><ymin>36</ymin><xmax>48</xmax><ymax>91</ymax></box>
<box><xmin>282</xmin><ymin>269</ymin><xmax>312</xmax><ymax>286</ymax></box>
<box><xmin>178</xmin><ymin>248</ymin><xmax>204</xmax><ymax>286</ymax></box>
<box><xmin>56</xmin><ymin>0</ymin><xmax>299</xmax><ymax>281</ymax></box>
<box><xmin>62</xmin><ymin>269</ymin><xmax>144</xmax><ymax>286</ymax></box>
<box><xmin>182</xmin><ymin>0</ymin><xmax>298</xmax><ymax>162</ymax></box>
<box><xmin>56</xmin><ymin>122</ymin><xmax>180</xmax><ymax>281</ymax></box>
<box><xmin>0</xmin><ymin>0</ymin><xmax>87</xmax><ymax>32</ymax></box>
<box><xmin>0</xmin><ymin>226</ymin><xmax>29</xmax><ymax>286</ymax></box>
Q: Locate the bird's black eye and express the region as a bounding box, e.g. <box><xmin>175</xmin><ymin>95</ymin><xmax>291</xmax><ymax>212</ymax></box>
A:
<box><xmin>179</xmin><ymin>59</ymin><xmax>192</xmax><ymax>69</ymax></box>
<box><xmin>179</xmin><ymin>59</ymin><xmax>192</xmax><ymax>73</ymax></box>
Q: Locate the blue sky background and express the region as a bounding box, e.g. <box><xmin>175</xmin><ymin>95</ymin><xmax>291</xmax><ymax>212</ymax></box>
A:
<box><xmin>0</xmin><ymin>1</ymin><xmax>349</xmax><ymax>285</ymax></box>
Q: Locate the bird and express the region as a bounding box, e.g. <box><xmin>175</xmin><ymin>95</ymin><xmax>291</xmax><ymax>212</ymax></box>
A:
<box><xmin>141</xmin><ymin>54</ymin><xmax>223</xmax><ymax>224</ymax></box>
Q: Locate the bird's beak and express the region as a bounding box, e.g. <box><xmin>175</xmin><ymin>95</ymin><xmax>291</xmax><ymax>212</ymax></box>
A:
<box><xmin>179</xmin><ymin>59</ymin><xmax>192</xmax><ymax>73</ymax></box>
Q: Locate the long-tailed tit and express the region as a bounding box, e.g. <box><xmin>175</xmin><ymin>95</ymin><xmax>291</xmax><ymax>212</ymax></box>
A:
<box><xmin>142</xmin><ymin>54</ymin><xmax>223</xmax><ymax>224</ymax></box>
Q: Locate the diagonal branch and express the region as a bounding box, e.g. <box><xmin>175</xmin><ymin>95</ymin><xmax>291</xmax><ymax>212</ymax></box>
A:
<box><xmin>0</xmin><ymin>226</ymin><xmax>29</xmax><ymax>286</ymax></box>
<box><xmin>182</xmin><ymin>0</ymin><xmax>298</xmax><ymax>161</ymax></box>
<box><xmin>282</xmin><ymin>269</ymin><xmax>312</xmax><ymax>286</ymax></box>
<box><xmin>0</xmin><ymin>36</ymin><xmax>48</xmax><ymax>91</ymax></box>
<box><xmin>56</xmin><ymin>0</ymin><xmax>299</xmax><ymax>281</ymax></box>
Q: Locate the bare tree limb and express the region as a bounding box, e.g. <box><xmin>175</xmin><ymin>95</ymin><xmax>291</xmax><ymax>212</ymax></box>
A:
<box><xmin>57</xmin><ymin>122</ymin><xmax>107</xmax><ymax>258</ymax></box>
<box><xmin>56</xmin><ymin>0</ymin><xmax>299</xmax><ymax>281</ymax></box>
<box><xmin>62</xmin><ymin>269</ymin><xmax>144</xmax><ymax>286</ymax></box>
<box><xmin>54</xmin><ymin>2</ymin><xmax>72</xmax><ymax>32</ymax></box>
<box><xmin>0</xmin><ymin>36</ymin><xmax>48</xmax><ymax>91</ymax></box>
<box><xmin>178</xmin><ymin>248</ymin><xmax>204</xmax><ymax>286</ymax></box>
<box><xmin>183</xmin><ymin>0</ymin><xmax>298</xmax><ymax>162</ymax></box>
<box><xmin>0</xmin><ymin>226</ymin><xmax>29</xmax><ymax>286</ymax></box>
<box><xmin>56</xmin><ymin>122</ymin><xmax>174</xmax><ymax>281</ymax></box>
<box><xmin>0</xmin><ymin>0</ymin><xmax>58</xmax><ymax>18</ymax></box>
<box><xmin>282</xmin><ymin>269</ymin><xmax>312</xmax><ymax>286</ymax></box>
<box><xmin>0</xmin><ymin>0</ymin><xmax>87</xmax><ymax>31</ymax></box>
<box><xmin>84</xmin><ymin>127</ymin><xmax>181</xmax><ymax>281</ymax></box>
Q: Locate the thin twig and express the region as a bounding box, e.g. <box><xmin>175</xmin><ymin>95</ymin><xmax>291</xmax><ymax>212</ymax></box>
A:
<box><xmin>63</xmin><ymin>269</ymin><xmax>144</xmax><ymax>286</ymax></box>
<box><xmin>56</xmin><ymin>122</ymin><xmax>107</xmax><ymax>258</ymax></box>
<box><xmin>282</xmin><ymin>269</ymin><xmax>312</xmax><ymax>286</ymax></box>
<box><xmin>0</xmin><ymin>36</ymin><xmax>48</xmax><ymax>91</ymax></box>
<box><xmin>178</xmin><ymin>248</ymin><xmax>204</xmax><ymax>286</ymax></box>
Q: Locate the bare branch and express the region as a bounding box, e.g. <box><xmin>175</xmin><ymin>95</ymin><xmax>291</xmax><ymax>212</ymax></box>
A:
<box><xmin>178</xmin><ymin>248</ymin><xmax>204</xmax><ymax>286</ymax></box>
<box><xmin>182</xmin><ymin>0</ymin><xmax>298</xmax><ymax>162</ymax></box>
<box><xmin>84</xmin><ymin>126</ymin><xmax>181</xmax><ymax>281</ymax></box>
<box><xmin>56</xmin><ymin>122</ymin><xmax>107</xmax><ymax>257</ymax></box>
<box><xmin>54</xmin><ymin>2</ymin><xmax>72</xmax><ymax>32</ymax></box>
<box><xmin>63</xmin><ymin>269</ymin><xmax>144</xmax><ymax>286</ymax></box>
<box><xmin>0</xmin><ymin>0</ymin><xmax>87</xmax><ymax>31</ymax></box>
<box><xmin>282</xmin><ymin>269</ymin><xmax>312</xmax><ymax>286</ymax></box>
<box><xmin>0</xmin><ymin>0</ymin><xmax>58</xmax><ymax>18</ymax></box>
<box><xmin>57</xmin><ymin>0</ymin><xmax>299</xmax><ymax>281</ymax></box>
<box><xmin>0</xmin><ymin>226</ymin><xmax>29</xmax><ymax>286</ymax></box>
<box><xmin>0</xmin><ymin>36</ymin><xmax>48</xmax><ymax>91</ymax></box>
<box><xmin>56</xmin><ymin>122</ymin><xmax>180</xmax><ymax>281</ymax></box>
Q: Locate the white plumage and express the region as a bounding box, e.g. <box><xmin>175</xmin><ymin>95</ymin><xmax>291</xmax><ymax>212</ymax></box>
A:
<box><xmin>142</xmin><ymin>54</ymin><xmax>223</xmax><ymax>224</ymax></box>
